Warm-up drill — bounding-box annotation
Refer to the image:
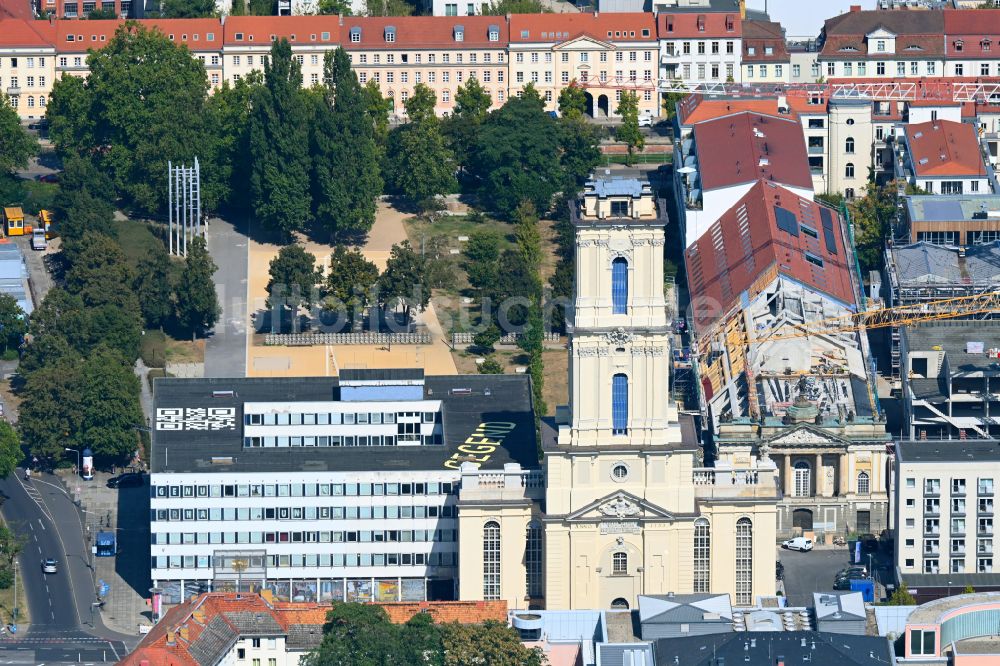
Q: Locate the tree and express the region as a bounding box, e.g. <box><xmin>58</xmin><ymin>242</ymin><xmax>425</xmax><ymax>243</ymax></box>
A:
<box><xmin>46</xmin><ymin>74</ymin><xmax>96</xmax><ymax>161</ymax></box>
<box><xmin>616</xmin><ymin>91</ymin><xmax>645</xmax><ymax>165</ymax></box>
<box><xmin>464</xmin><ymin>229</ymin><xmax>502</xmax><ymax>291</ymax></box>
<box><xmin>18</xmin><ymin>358</ymin><xmax>84</xmax><ymax>461</ymax></box>
<box><xmin>55</xmin><ymin>186</ymin><xmax>116</xmax><ymax>261</ymax></box>
<box><xmin>384</xmin><ymin>87</ymin><xmax>456</xmax><ymax>210</ymax></box>
<box><xmin>483</xmin><ymin>0</ymin><xmax>544</xmax><ymax>12</ymax></box>
<box><xmin>364</xmin><ymin>0</ymin><xmax>415</xmax><ymax>15</ymax></box>
<box><xmin>440</xmin><ymin>622</ymin><xmax>545</xmax><ymax>666</ymax></box>
<box><xmin>0</xmin><ymin>94</ymin><xmax>38</xmax><ymax>174</ymax></box>
<box><xmin>0</xmin><ymin>421</ymin><xmax>21</xmax><ymax>479</ymax></box>
<box><xmin>963</xmin><ymin>584</ymin><xmax>976</xmax><ymax>594</ymax></box>
<box><xmin>558</xmin><ymin>82</ymin><xmax>587</xmax><ymax>119</ymax></box>
<box><xmin>478</xmin><ymin>356</ymin><xmax>504</xmax><ymax>374</ymax></box>
<box><xmin>445</xmin><ymin>78</ymin><xmax>493</xmax><ymax>172</ymax></box>
<box><xmin>325</xmin><ymin>246</ymin><xmax>380</xmax><ymax>328</ymax></box>
<box><xmin>134</xmin><ymin>246</ymin><xmax>174</xmax><ymax>329</ymax></box>
<box><xmin>175</xmin><ymin>236</ymin><xmax>220</xmax><ymax>338</ymax></box>
<box><xmin>64</xmin><ymin>232</ymin><xmax>138</xmax><ymax>311</ymax></box>
<box><xmin>160</xmin><ymin>0</ymin><xmax>217</xmax><ymax>17</ymax></box>
<box><xmin>0</xmin><ymin>295</ymin><xmax>26</xmax><ymax>355</ymax></box>
<box><xmin>887</xmin><ymin>583</ymin><xmax>916</xmax><ymax>606</ymax></box>
<box><xmin>205</xmin><ymin>73</ymin><xmax>260</xmax><ymax>214</ymax></box>
<box><xmin>454</xmin><ymin>77</ymin><xmax>492</xmax><ymax>121</ymax></box>
<box><xmin>362</xmin><ymin>79</ymin><xmax>392</xmax><ymax>150</ymax></box>
<box><xmin>849</xmin><ymin>182</ymin><xmax>899</xmax><ymax>271</ymax></box>
<box><xmin>78</xmin><ymin>348</ymin><xmax>143</xmax><ymax>462</ymax></box>
<box><xmin>0</xmin><ymin>525</ymin><xmax>25</xmax><ymax>570</ymax></box>
<box><xmin>378</xmin><ymin>241</ymin><xmax>429</xmax><ymax>326</ymax></box>
<box><xmin>514</xmin><ymin>201</ymin><xmax>542</xmax><ymax>270</ymax></box>
<box><xmin>311</xmin><ymin>49</ymin><xmax>382</xmax><ymax>238</ymax></box>
<box><xmin>471</xmin><ymin>86</ymin><xmax>565</xmax><ymax>215</ymax></box>
<box><xmin>660</xmin><ymin>85</ymin><xmax>688</xmax><ymax>120</ymax></box>
<box><xmin>304</xmin><ymin>603</ymin><xmax>412</xmax><ymax>666</ymax></box>
<box><xmin>249</xmin><ymin>38</ymin><xmax>312</xmax><ymax>236</ymax></box>
<box><xmin>53</xmin><ymin>23</ymin><xmax>213</xmax><ymax>213</ymax></box>
<box><xmin>559</xmin><ymin>116</ymin><xmax>601</xmax><ymax>192</ymax></box>
<box><xmin>473</xmin><ymin>324</ymin><xmax>502</xmax><ymax>352</ymax></box>
<box><xmin>318</xmin><ymin>0</ymin><xmax>352</xmax><ymax>13</ymax></box>
<box><xmin>267</xmin><ymin>244</ymin><xmax>320</xmax><ymax>312</ymax></box>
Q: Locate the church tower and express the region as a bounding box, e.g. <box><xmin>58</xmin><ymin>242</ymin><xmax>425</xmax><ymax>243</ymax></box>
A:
<box><xmin>543</xmin><ymin>175</ymin><xmax>779</xmax><ymax>610</ymax></box>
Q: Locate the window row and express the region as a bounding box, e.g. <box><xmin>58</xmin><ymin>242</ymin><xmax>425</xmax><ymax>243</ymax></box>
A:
<box><xmin>354</xmin><ymin>52</ymin><xmax>503</xmax><ymax>65</ymax></box>
<box><xmin>819</xmin><ymin>60</ymin><xmax>938</xmax><ymax>77</ymax></box>
<box><xmin>0</xmin><ymin>76</ymin><xmax>46</xmax><ymax>88</ymax></box>
<box><xmin>153</xmin><ymin>550</ymin><xmax>455</xmax><ymax>570</ymax></box>
<box><xmin>0</xmin><ymin>57</ymin><xmax>46</xmax><ymax>67</ymax></box>
<box><xmin>153</xmin><ymin>503</ymin><xmax>455</xmax><ymax>522</ymax></box>
<box><xmin>515</xmin><ymin>50</ymin><xmax>655</xmax><ymax>63</ymax></box>
<box><xmin>242</xmin><ymin>433</ymin><xmax>443</xmax><ymax>448</ymax></box>
<box><xmin>663</xmin><ymin>41</ymin><xmax>736</xmax><ymax>56</ymax></box>
<box><xmin>246</xmin><ymin>410</ymin><xmax>439</xmax><ymax>426</ymax></box>
<box><xmin>358</xmin><ymin>70</ymin><xmax>504</xmax><ymax>85</ymax></box>
<box><xmin>152</xmin><ymin>528</ymin><xmax>455</xmax><ymax>545</ymax></box>
<box><xmin>914</xmin><ymin>517</ymin><xmax>993</xmax><ymax>534</ymax></box>
<box><xmin>153</xmin><ymin>481</ymin><xmax>455</xmax><ymax>499</ymax></box>
<box><xmin>679</xmin><ymin>63</ymin><xmax>736</xmax><ymax>80</ymax></box>
<box><xmin>922</xmin><ymin>557</ymin><xmax>995</xmax><ymax>574</ymax></box>
<box><xmin>917</xmin><ymin>478</ymin><xmax>996</xmax><ymax>495</ymax></box>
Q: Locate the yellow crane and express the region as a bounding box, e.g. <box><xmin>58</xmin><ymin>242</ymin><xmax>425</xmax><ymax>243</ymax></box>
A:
<box><xmin>698</xmin><ymin>291</ymin><xmax>1000</xmax><ymax>419</ymax></box>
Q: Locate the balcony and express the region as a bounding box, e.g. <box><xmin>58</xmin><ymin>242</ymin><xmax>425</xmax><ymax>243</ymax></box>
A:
<box><xmin>925</xmin><ymin>506</ymin><xmax>941</xmax><ymax>517</ymax></box>
<box><xmin>924</xmin><ymin>548</ymin><xmax>940</xmax><ymax>557</ymax></box>
<box><xmin>980</xmin><ymin>506</ymin><xmax>995</xmax><ymax>516</ymax></box>
<box><xmin>692</xmin><ymin>461</ymin><xmax>780</xmax><ymax>501</ymax></box>
<box><xmin>457</xmin><ymin>463</ymin><xmax>544</xmax><ymax>503</ymax></box>
<box><xmin>6</xmin><ymin>87</ymin><xmax>20</xmax><ymax>95</ymax></box>
<box><xmin>981</xmin><ymin>486</ymin><xmax>996</xmax><ymax>497</ymax></box>
<box><xmin>980</xmin><ymin>527</ymin><xmax>995</xmax><ymax>537</ymax></box>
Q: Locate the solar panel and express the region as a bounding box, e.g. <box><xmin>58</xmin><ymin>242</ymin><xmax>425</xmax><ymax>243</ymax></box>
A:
<box><xmin>819</xmin><ymin>207</ymin><xmax>838</xmax><ymax>255</ymax></box>
<box><xmin>774</xmin><ymin>206</ymin><xmax>799</xmax><ymax>237</ymax></box>
<box><xmin>920</xmin><ymin>200</ymin><xmax>965</xmax><ymax>222</ymax></box>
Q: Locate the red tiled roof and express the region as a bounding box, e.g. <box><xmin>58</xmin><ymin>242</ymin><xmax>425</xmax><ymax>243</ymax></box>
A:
<box><xmin>692</xmin><ymin>111</ymin><xmax>813</xmax><ymax>192</ymax></box>
<box><xmin>905</xmin><ymin>119</ymin><xmax>987</xmax><ymax>178</ymax></box>
<box><xmin>943</xmin><ymin>10</ymin><xmax>1000</xmax><ymax>58</ymax></box>
<box><xmin>509</xmin><ymin>12</ymin><xmax>654</xmax><ymax>44</ymax></box>
<box><xmin>52</xmin><ymin>19</ymin><xmax>121</xmax><ymax>52</ymax></box>
<box><xmin>344</xmin><ymin>15</ymin><xmax>507</xmax><ymax>49</ymax></box>
<box><xmin>377</xmin><ymin>601</ymin><xmax>508</xmax><ymax>625</ymax></box>
<box><xmin>678</xmin><ymin>96</ymin><xmax>793</xmax><ymax>126</ymax></box>
<box><xmin>820</xmin><ymin>33</ymin><xmax>942</xmax><ymax>60</ymax></box>
<box><xmin>0</xmin><ymin>0</ymin><xmax>32</xmax><ymax>20</ymax></box>
<box><xmin>141</xmin><ymin>18</ymin><xmax>222</xmax><ymax>50</ymax></box>
<box><xmin>0</xmin><ymin>19</ymin><xmax>54</xmax><ymax>48</ymax></box>
<box><xmin>685</xmin><ymin>180</ymin><xmax>856</xmax><ymax>333</ymax></box>
<box><xmin>223</xmin><ymin>15</ymin><xmax>340</xmax><ymax>46</ymax></box>
<box><xmin>742</xmin><ymin>20</ymin><xmax>789</xmax><ymax>63</ymax></box>
<box><xmin>657</xmin><ymin>11</ymin><xmax>741</xmax><ymax>39</ymax></box>
<box><xmin>51</xmin><ymin>18</ymin><xmax>224</xmax><ymax>53</ymax></box>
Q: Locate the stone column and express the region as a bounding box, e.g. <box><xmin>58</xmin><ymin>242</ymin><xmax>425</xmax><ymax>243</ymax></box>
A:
<box><xmin>839</xmin><ymin>454</ymin><xmax>849</xmax><ymax>497</ymax></box>
<box><xmin>815</xmin><ymin>453</ymin><xmax>823</xmax><ymax>497</ymax></box>
<box><xmin>783</xmin><ymin>454</ymin><xmax>792</xmax><ymax>498</ymax></box>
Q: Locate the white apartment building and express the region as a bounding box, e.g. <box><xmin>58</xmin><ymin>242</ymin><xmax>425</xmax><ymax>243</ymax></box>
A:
<box><xmin>149</xmin><ymin>370</ymin><xmax>538</xmax><ymax>608</ymax></box>
<box><xmin>895</xmin><ymin>440</ymin><xmax>1000</xmax><ymax>597</ymax></box>
<box><xmin>658</xmin><ymin>10</ymin><xmax>742</xmax><ymax>88</ymax></box>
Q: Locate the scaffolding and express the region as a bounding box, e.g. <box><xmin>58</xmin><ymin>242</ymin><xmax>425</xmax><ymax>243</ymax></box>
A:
<box><xmin>168</xmin><ymin>158</ymin><xmax>202</xmax><ymax>257</ymax></box>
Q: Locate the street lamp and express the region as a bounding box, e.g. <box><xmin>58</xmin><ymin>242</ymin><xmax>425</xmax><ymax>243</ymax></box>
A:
<box><xmin>65</xmin><ymin>447</ymin><xmax>80</xmax><ymax>476</ymax></box>
<box><xmin>11</xmin><ymin>561</ymin><xmax>17</xmax><ymax>633</ymax></box>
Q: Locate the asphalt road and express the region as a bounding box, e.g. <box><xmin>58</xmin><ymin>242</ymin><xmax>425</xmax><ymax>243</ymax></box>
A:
<box><xmin>778</xmin><ymin>546</ymin><xmax>856</xmax><ymax>607</ymax></box>
<box><xmin>0</xmin><ymin>470</ymin><xmax>135</xmax><ymax>663</ymax></box>
<box><xmin>204</xmin><ymin>216</ymin><xmax>249</xmax><ymax>378</ymax></box>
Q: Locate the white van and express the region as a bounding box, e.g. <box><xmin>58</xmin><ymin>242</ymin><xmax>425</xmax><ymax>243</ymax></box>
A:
<box><xmin>782</xmin><ymin>537</ymin><xmax>814</xmax><ymax>552</ymax></box>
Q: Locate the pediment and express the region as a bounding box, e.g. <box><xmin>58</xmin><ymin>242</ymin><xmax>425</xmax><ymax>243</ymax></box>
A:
<box><xmin>766</xmin><ymin>424</ymin><xmax>847</xmax><ymax>447</ymax></box>
<box><xmin>566</xmin><ymin>490</ymin><xmax>677</xmax><ymax>522</ymax></box>
<box><xmin>554</xmin><ymin>34</ymin><xmax>614</xmax><ymax>51</ymax></box>
<box><xmin>865</xmin><ymin>27</ymin><xmax>897</xmax><ymax>39</ymax></box>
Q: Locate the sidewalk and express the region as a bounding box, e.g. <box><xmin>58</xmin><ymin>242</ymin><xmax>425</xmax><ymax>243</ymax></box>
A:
<box><xmin>55</xmin><ymin>470</ymin><xmax>152</xmax><ymax>636</ymax></box>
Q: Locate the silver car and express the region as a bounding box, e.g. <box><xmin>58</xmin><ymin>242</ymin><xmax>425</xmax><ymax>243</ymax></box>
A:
<box><xmin>41</xmin><ymin>558</ymin><xmax>57</xmax><ymax>574</ymax></box>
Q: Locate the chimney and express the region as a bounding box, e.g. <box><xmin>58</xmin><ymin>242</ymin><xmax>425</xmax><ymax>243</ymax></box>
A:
<box><xmin>193</xmin><ymin>609</ymin><xmax>206</xmax><ymax>623</ymax></box>
<box><xmin>140</xmin><ymin>661</ymin><xmax>150</xmax><ymax>666</ymax></box>
<box><xmin>776</xmin><ymin>657</ymin><xmax>785</xmax><ymax>666</ymax></box>
<box><xmin>166</xmin><ymin>631</ymin><xmax>177</xmax><ymax>646</ymax></box>
<box><xmin>850</xmin><ymin>4</ymin><xmax>861</xmax><ymax>11</ymax></box>
<box><xmin>179</xmin><ymin>626</ymin><xmax>190</xmax><ymax>641</ymax></box>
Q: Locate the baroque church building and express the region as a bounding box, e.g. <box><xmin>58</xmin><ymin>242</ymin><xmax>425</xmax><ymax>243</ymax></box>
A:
<box><xmin>458</xmin><ymin>176</ymin><xmax>782</xmax><ymax>610</ymax></box>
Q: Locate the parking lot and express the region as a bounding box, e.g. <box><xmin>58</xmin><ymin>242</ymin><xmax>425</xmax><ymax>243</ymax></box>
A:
<box><xmin>778</xmin><ymin>546</ymin><xmax>858</xmax><ymax>607</ymax></box>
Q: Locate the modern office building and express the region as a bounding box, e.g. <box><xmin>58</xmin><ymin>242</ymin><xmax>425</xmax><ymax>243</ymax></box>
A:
<box><xmin>149</xmin><ymin>370</ymin><xmax>539</xmax><ymax>607</ymax></box>
<box><xmin>898</xmin><ymin>194</ymin><xmax>1000</xmax><ymax>246</ymax></box>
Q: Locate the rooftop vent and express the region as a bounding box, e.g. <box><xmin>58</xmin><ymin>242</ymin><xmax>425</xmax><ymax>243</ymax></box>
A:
<box><xmin>212</xmin><ymin>390</ymin><xmax>235</xmax><ymax>398</ymax></box>
<box><xmin>210</xmin><ymin>456</ymin><xmax>235</xmax><ymax>465</ymax></box>
<box><xmin>759</xmin><ymin>158</ymin><xmax>770</xmax><ymax>167</ymax></box>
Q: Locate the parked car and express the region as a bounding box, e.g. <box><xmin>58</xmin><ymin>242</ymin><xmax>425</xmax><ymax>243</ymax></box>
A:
<box><xmin>41</xmin><ymin>558</ymin><xmax>57</xmax><ymax>574</ymax></box>
<box><xmin>833</xmin><ymin>576</ymin><xmax>863</xmax><ymax>590</ymax></box>
<box><xmin>835</xmin><ymin>566</ymin><xmax>868</xmax><ymax>579</ymax></box>
<box><xmin>37</xmin><ymin>173</ymin><xmax>58</xmax><ymax>184</ymax></box>
<box><xmin>638</xmin><ymin>110</ymin><xmax>654</xmax><ymax>127</ymax></box>
<box><xmin>782</xmin><ymin>537</ymin><xmax>814</xmax><ymax>552</ymax></box>
<box><xmin>107</xmin><ymin>472</ymin><xmax>145</xmax><ymax>489</ymax></box>
<box><xmin>31</xmin><ymin>227</ymin><xmax>47</xmax><ymax>251</ymax></box>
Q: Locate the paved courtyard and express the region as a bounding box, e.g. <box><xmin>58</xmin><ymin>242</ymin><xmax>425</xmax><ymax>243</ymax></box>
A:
<box><xmin>778</xmin><ymin>546</ymin><xmax>854</xmax><ymax>607</ymax></box>
<box><xmin>245</xmin><ymin>201</ymin><xmax>458</xmax><ymax>378</ymax></box>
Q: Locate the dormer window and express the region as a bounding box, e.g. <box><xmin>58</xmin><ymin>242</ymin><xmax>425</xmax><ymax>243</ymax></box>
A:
<box><xmin>384</xmin><ymin>26</ymin><xmax>396</xmax><ymax>43</ymax></box>
<box><xmin>235</xmin><ymin>32</ymin><xmax>243</xmax><ymax>41</ymax></box>
<box><xmin>488</xmin><ymin>25</ymin><xmax>499</xmax><ymax>42</ymax></box>
<box><xmin>454</xmin><ymin>25</ymin><xmax>464</xmax><ymax>42</ymax></box>
<box><xmin>764</xmin><ymin>46</ymin><xmax>773</xmax><ymax>55</ymax></box>
<box><xmin>725</xmin><ymin>15</ymin><xmax>734</xmax><ymax>31</ymax></box>
<box><xmin>955</xmin><ymin>39</ymin><xmax>964</xmax><ymax>52</ymax></box>
<box><xmin>982</xmin><ymin>38</ymin><xmax>992</xmax><ymax>52</ymax></box>
<box><xmin>350</xmin><ymin>27</ymin><xmax>361</xmax><ymax>43</ymax></box>
<box><xmin>876</xmin><ymin>39</ymin><xmax>886</xmax><ymax>52</ymax></box>
<box><xmin>747</xmin><ymin>46</ymin><xmax>755</xmax><ymax>56</ymax></box>
<box><xmin>697</xmin><ymin>14</ymin><xmax>705</xmax><ymax>32</ymax></box>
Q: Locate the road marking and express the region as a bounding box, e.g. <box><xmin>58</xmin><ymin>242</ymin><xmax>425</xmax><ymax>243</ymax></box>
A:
<box><xmin>27</xmin><ymin>523</ymin><xmax>32</xmax><ymax>532</ymax></box>
<box><xmin>36</xmin><ymin>519</ymin><xmax>44</xmax><ymax>531</ymax></box>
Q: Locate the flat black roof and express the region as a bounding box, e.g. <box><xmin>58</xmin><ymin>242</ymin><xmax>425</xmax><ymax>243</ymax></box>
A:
<box><xmin>151</xmin><ymin>375</ymin><xmax>538</xmax><ymax>475</ymax></box>
<box><xmin>652</xmin><ymin>632</ymin><xmax>893</xmax><ymax>666</ymax></box>
<box><xmin>897</xmin><ymin>439</ymin><xmax>1000</xmax><ymax>463</ymax></box>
